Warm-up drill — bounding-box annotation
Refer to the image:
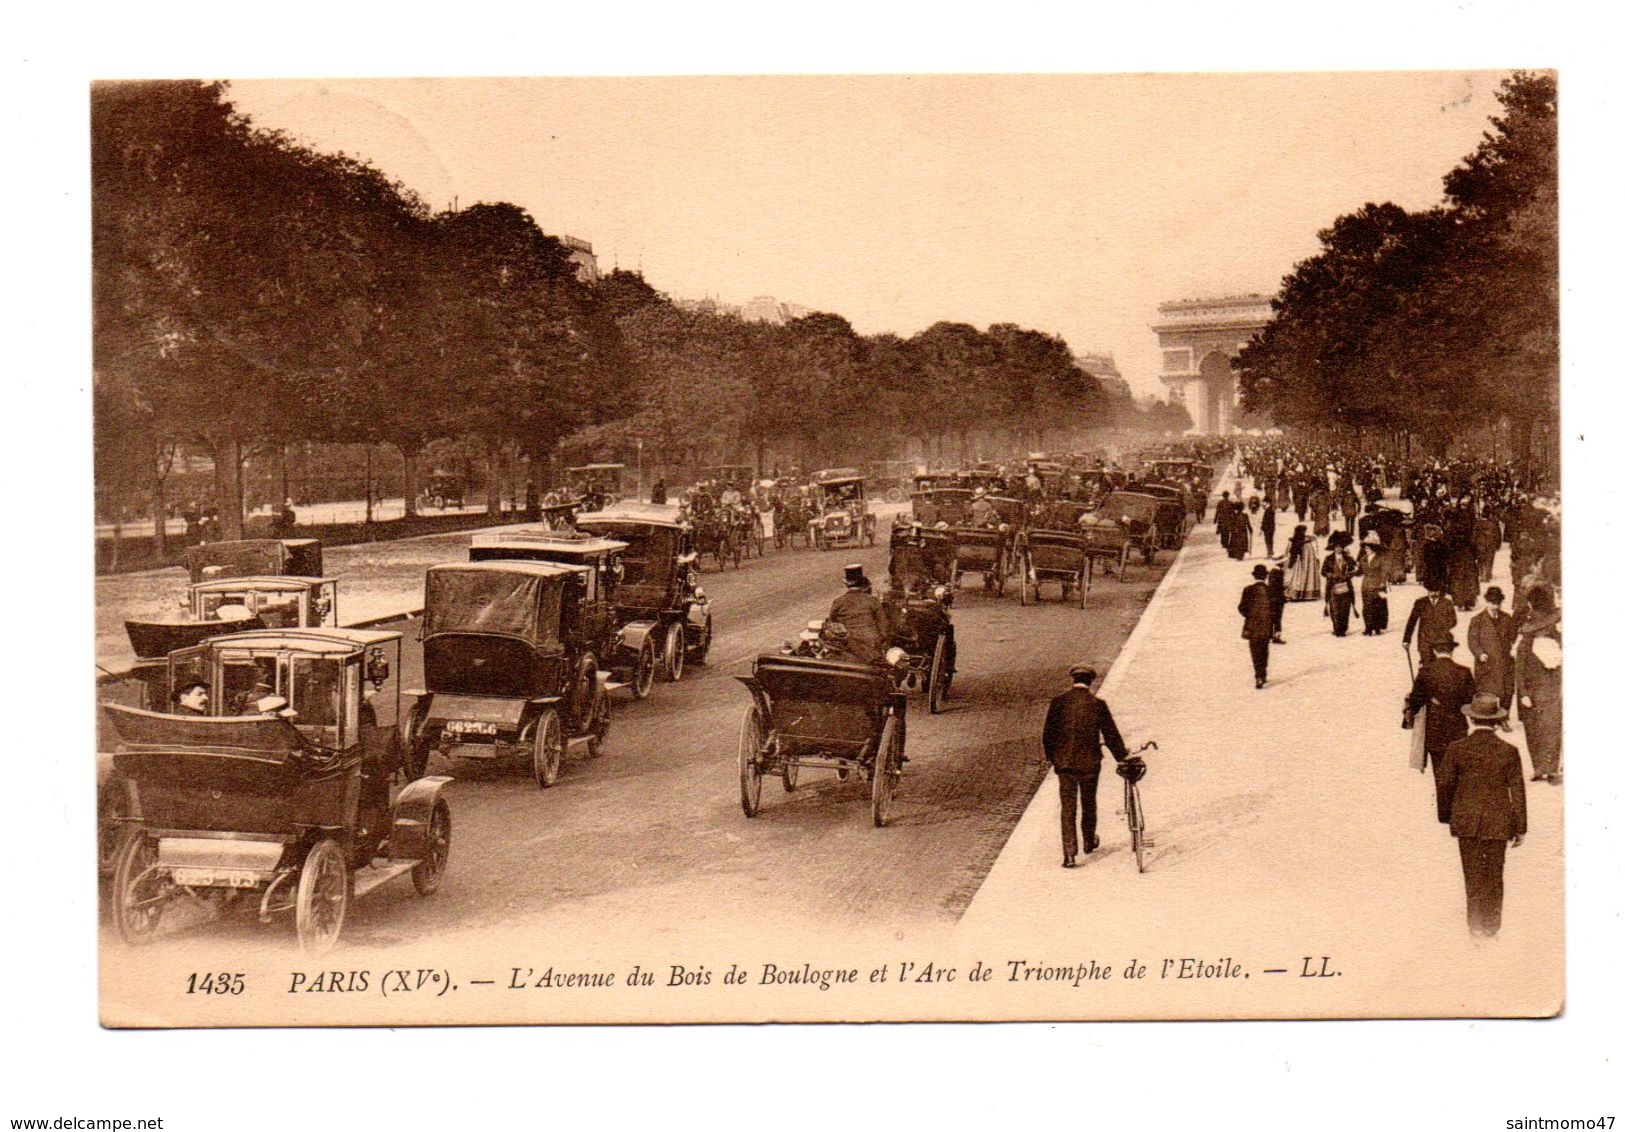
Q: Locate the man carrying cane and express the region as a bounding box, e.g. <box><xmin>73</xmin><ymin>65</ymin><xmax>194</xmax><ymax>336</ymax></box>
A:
<box><xmin>1043</xmin><ymin>664</ymin><xmax>1132</xmax><ymax>868</ymax></box>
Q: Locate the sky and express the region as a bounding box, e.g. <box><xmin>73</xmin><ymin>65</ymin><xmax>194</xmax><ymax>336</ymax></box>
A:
<box><xmin>229</xmin><ymin>72</ymin><xmax>1509</xmax><ymax>399</ymax></box>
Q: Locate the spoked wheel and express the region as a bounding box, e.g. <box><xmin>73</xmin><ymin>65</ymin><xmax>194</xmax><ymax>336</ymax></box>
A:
<box><xmin>631</xmin><ymin>639</ymin><xmax>657</xmax><ymax>700</ymax></box>
<box><xmin>927</xmin><ymin>635</ymin><xmax>949</xmax><ymax>715</ymax></box>
<box><xmin>663</xmin><ymin>622</ymin><xmax>685</xmax><ymax>682</ymax></box>
<box><xmin>585</xmin><ymin>687</ymin><xmax>611</xmax><ymax>759</ymax></box>
<box><xmin>111</xmin><ymin>833</ymin><xmax>166</xmax><ymax>945</ymax></box>
<box><xmin>871</xmin><ymin>714</ymin><xmax>902</xmax><ymax>827</ymax></box>
<box><xmin>410</xmin><ymin>798</ymin><xmax>452</xmax><ymax>896</ymax></box>
<box><xmin>98</xmin><ymin>778</ymin><xmax>135</xmax><ymax>877</ymax></box>
<box><xmin>531</xmin><ymin>708</ymin><xmax>564</xmax><ymax>788</ymax></box>
<box><xmin>295</xmin><ymin>838</ymin><xmax>350</xmax><ymax>955</ymax></box>
<box><xmin>738</xmin><ymin>706</ymin><xmax>765</xmax><ymax>817</ymax></box>
<box><xmin>401</xmin><ymin>702</ymin><xmax>431</xmax><ymax>779</ymax></box>
<box><xmin>1126</xmin><ymin>781</ymin><xmax>1147</xmax><ymax>874</ymax></box>
<box><xmin>781</xmin><ymin>754</ymin><xmax>799</xmax><ymax>792</ymax></box>
<box><xmin>1019</xmin><ymin>558</ymin><xmax>1031</xmax><ymax>606</ymax></box>
<box><xmin>691</xmin><ymin>615</ymin><xmax>712</xmax><ymax>665</ymax></box>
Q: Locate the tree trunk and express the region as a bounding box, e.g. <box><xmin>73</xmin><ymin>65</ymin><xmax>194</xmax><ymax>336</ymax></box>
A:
<box><xmin>150</xmin><ymin>460</ymin><xmax>168</xmax><ymax>560</ymax></box>
<box><xmin>212</xmin><ymin>436</ymin><xmax>245</xmax><ymax>541</ymax></box>
<box><xmin>399</xmin><ymin>444</ymin><xmax>420</xmax><ymax>518</ymax></box>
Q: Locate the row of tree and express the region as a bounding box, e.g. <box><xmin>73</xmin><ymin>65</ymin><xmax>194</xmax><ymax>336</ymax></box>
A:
<box><xmin>1235</xmin><ymin>72</ymin><xmax>1558</xmax><ymax>473</ymax></box>
<box><xmin>94</xmin><ymin>80</ymin><xmax>1179</xmax><ymax>546</ymax></box>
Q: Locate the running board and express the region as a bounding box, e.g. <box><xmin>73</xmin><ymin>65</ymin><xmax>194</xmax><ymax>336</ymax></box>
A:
<box><xmin>604</xmin><ymin>680</ymin><xmax>629</xmax><ymax>691</ymax></box>
<box><xmin>353</xmin><ymin>860</ymin><xmax>416</xmax><ymax>900</ymax></box>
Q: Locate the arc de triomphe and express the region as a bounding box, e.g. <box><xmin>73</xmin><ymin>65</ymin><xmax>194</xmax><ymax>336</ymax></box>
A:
<box><xmin>1152</xmin><ymin>294</ymin><xmax>1272</xmax><ymax>434</ymax></box>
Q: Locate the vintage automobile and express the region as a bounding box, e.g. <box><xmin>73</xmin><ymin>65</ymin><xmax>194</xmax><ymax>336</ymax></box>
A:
<box><xmin>886</xmin><ymin>526</ymin><xmax>957</xmax><ymax>713</ymax></box>
<box><xmin>566</xmin><ymin>463</ymin><xmax>626</xmax><ymax>508</ymax></box>
<box><xmin>1096</xmin><ymin>491</ymin><xmax>1179</xmax><ymax>569</ymax></box>
<box><xmin>575</xmin><ymin>502</ymin><xmax>714</xmax><ymax>682</ymax></box>
<box><xmin>406</xmin><ymin>561</ymin><xmax>613</xmax><ymax>787</ymax></box>
<box><xmin>416</xmin><ymin>470</ymin><xmax>466</xmax><ymax>511</ymax></box>
<box><xmin>808</xmin><ymin>469</ymin><xmax>877</xmax><ymax>550</ymax></box>
<box><xmin>735</xmin><ymin>650</ymin><xmax>909</xmax><ymax>826</ymax></box>
<box><xmin>1077</xmin><ymin>514</ymin><xmax>1135</xmax><ymax>581</ymax></box>
<box><xmin>125</xmin><ymin>539</ymin><xmax>336</xmax><ymax>662</ymax></box>
<box><xmin>1134</xmin><ymin>482</ymin><xmax>1197</xmax><ymax>543</ymax></box>
<box><xmin>951</xmin><ymin>495</ymin><xmax>1024</xmax><ymax>595</ymax></box>
<box><xmin>868</xmin><ymin>459</ymin><xmax>922</xmax><ymax>503</ymax></box>
<box><xmin>910</xmin><ymin>481</ymin><xmax>973</xmax><ymax>529</ymax></box>
<box><xmin>100</xmin><ymin>627</ymin><xmax>452</xmax><ymax>955</ymax></box>
<box><xmin>467</xmin><ymin>530</ymin><xmax>666</xmax><ymax>700</ymax></box>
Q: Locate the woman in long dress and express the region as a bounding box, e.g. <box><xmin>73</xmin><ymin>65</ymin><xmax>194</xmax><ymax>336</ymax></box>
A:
<box><xmin>1516</xmin><ymin>585</ymin><xmax>1562</xmax><ymax>783</ymax></box>
<box><xmin>1284</xmin><ymin>524</ymin><xmax>1321</xmax><ymax>602</ymax></box>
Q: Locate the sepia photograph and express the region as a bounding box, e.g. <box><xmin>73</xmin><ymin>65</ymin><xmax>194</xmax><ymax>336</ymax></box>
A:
<box><xmin>89</xmin><ymin>68</ymin><xmax>1565</xmax><ymax>1027</ymax></box>
<box><xmin>9</xmin><ymin>3</ymin><xmax>1618</xmax><ymax>1125</ymax></box>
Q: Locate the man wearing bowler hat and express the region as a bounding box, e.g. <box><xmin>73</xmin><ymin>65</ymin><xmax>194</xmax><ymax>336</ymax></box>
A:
<box><xmin>172</xmin><ymin>679</ymin><xmax>210</xmax><ymax>716</ymax></box>
<box><xmin>1405</xmin><ymin>635</ymin><xmax>1476</xmax><ymax>808</ymax></box>
<box><xmin>1238</xmin><ymin>564</ymin><xmax>1274</xmax><ymax>688</ymax></box>
<box><xmin>1042</xmin><ymin>664</ymin><xmax>1132</xmax><ymax>867</ymax></box>
<box><xmin>1467</xmin><ymin>586</ymin><xmax>1517</xmax><ymax>711</ymax></box>
<box><xmin>1436</xmin><ymin>693</ymin><xmax>1527</xmax><ymax>938</ymax></box>
<box><xmin>827</xmin><ymin>564</ymin><xmax>891</xmax><ymax>665</ymax></box>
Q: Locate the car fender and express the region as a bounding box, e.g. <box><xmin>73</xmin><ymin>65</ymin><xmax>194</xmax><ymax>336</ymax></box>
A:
<box><xmin>616</xmin><ymin>620</ymin><xmax>657</xmax><ymax>656</ymax></box>
<box><xmin>733</xmin><ymin>675</ymin><xmax>771</xmax><ymax>719</ymax></box>
<box><xmin>389</xmin><ymin>775</ymin><xmax>454</xmax><ymax>862</ymax></box>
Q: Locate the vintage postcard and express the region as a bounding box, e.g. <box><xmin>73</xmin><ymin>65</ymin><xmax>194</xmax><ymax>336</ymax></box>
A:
<box><xmin>91</xmin><ymin>71</ymin><xmax>1564</xmax><ymax>1028</ymax></box>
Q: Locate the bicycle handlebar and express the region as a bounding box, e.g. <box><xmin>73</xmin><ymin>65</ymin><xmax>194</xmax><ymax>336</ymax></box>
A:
<box><xmin>1134</xmin><ymin>740</ymin><xmax>1158</xmax><ymax>754</ymax></box>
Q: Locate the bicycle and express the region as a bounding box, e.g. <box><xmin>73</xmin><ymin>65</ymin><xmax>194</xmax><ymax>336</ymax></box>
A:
<box><xmin>1117</xmin><ymin>740</ymin><xmax>1158</xmax><ymax>873</ymax></box>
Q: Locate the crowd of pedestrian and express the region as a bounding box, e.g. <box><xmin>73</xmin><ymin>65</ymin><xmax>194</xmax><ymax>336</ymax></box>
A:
<box><xmin>1228</xmin><ymin>439</ymin><xmax>1561</xmax><ymax>942</ymax></box>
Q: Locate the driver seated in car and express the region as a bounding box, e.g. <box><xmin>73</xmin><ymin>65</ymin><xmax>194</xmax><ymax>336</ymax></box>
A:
<box><xmin>969</xmin><ymin>487</ymin><xmax>998</xmax><ymax>529</ymax></box>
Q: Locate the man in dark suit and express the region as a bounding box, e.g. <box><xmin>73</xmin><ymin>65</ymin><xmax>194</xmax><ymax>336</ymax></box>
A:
<box><xmin>1405</xmin><ymin>636</ymin><xmax>1476</xmax><ymax>806</ymax></box>
<box><xmin>1042</xmin><ymin>664</ymin><xmax>1132</xmax><ymax>868</ymax></box>
<box><xmin>1437</xmin><ymin>693</ymin><xmax>1527</xmax><ymax>938</ymax></box>
<box><xmin>1266</xmin><ymin>560</ymin><xmax>1287</xmax><ymax>644</ymax></box>
<box><xmin>1238</xmin><ymin>564</ymin><xmax>1274</xmax><ymax>689</ymax></box>
<box><xmin>1402</xmin><ymin>584</ymin><xmax>1459</xmax><ymax>664</ymax></box>
<box><xmin>1467</xmin><ymin>586</ymin><xmax>1517</xmax><ymax>710</ymax></box>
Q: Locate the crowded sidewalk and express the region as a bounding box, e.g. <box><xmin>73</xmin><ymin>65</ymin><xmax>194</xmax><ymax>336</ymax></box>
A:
<box><xmin>953</xmin><ymin>471</ymin><xmax>1562</xmax><ymax>1018</ymax></box>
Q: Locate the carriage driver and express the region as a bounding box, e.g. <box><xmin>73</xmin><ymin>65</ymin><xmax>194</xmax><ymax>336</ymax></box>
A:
<box><xmin>827</xmin><ymin>564</ymin><xmax>893</xmax><ymax>665</ymax></box>
<box><xmin>969</xmin><ymin>487</ymin><xmax>998</xmax><ymax>529</ymax></box>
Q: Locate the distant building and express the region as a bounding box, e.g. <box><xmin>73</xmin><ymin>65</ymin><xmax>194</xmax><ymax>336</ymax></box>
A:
<box><xmin>1074</xmin><ymin>351</ymin><xmax>1132</xmax><ymax>404</ymax></box>
<box><xmin>1151</xmin><ymin>294</ymin><xmax>1272</xmax><ymax>433</ymax></box>
<box><xmin>559</xmin><ymin>235</ymin><xmax>600</xmax><ymax>284</ymax></box>
<box><xmin>674</xmin><ymin>294</ymin><xmax>807</xmax><ymax>323</ymax></box>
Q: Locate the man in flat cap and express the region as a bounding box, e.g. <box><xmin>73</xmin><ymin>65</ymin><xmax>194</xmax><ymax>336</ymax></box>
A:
<box><xmin>1436</xmin><ymin>692</ymin><xmax>1526</xmax><ymax>938</ymax></box>
<box><xmin>827</xmin><ymin>564</ymin><xmax>891</xmax><ymax>665</ymax></box>
<box><xmin>1042</xmin><ymin>664</ymin><xmax>1132</xmax><ymax>868</ymax></box>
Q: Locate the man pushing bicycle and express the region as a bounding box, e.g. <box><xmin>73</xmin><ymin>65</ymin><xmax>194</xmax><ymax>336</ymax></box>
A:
<box><xmin>1042</xmin><ymin>664</ymin><xmax>1146</xmax><ymax>868</ymax></box>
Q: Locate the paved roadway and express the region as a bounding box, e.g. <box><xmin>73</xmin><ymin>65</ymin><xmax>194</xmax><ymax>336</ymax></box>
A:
<box><xmin>100</xmin><ymin>527</ymin><xmax>1171</xmax><ymax>954</ymax></box>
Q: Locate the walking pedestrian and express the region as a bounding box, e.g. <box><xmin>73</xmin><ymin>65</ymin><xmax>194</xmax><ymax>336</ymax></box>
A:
<box><xmin>1358</xmin><ymin>533</ymin><xmax>1390</xmax><ymax>635</ymax></box>
<box><xmin>1321</xmin><ymin>532</ymin><xmax>1358</xmax><ymax>637</ymax></box>
<box><xmin>1402</xmin><ymin>584</ymin><xmax>1458</xmax><ymax>667</ymax></box>
<box><xmin>1515</xmin><ymin>585</ymin><xmax>1562</xmax><ymax>784</ymax></box>
<box><xmin>1405</xmin><ymin>636</ymin><xmax>1476</xmax><ymax>807</ymax></box>
<box><xmin>1467</xmin><ymin>586</ymin><xmax>1516</xmax><ymax>710</ymax></box>
<box><xmin>1239</xmin><ymin>564</ymin><xmax>1274</xmax><ymax>688</ymax></box>
<box><xmin>1266</xmin><ymin>559</ymin><xmax>1287</xmax><ymax>644</ymax></box>
<box><xmin>1259</xmin><ymin>497</ymin><xmax>1277</xmax><ymax>558</ymax></box>
<box><xmin>1042</xmin><ymin>664</ymin><xmax>1132</xmax><ymax>868</ymax></box>
<box><xmin>1436</xmin><ymin>693</ymin><xmax>1526</xmax><ymax>939</ymax></box>
<box><xmin>1283</xmin><ymin>525</ymin><xmax>1321</xmax><ymax>602</ymax></box>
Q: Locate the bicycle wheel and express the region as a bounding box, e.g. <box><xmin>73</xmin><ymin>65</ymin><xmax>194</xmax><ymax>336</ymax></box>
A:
<box><xmin>1127</xmin><ymin>781</ymin><xmax>1146</xmax><ymax>874</ymax></box>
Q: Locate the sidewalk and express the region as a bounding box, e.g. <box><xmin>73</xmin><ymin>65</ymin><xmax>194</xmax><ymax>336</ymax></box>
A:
<box><xmin>953</xmin><ymin>480</ymin><xmax>1563</xmax><ymax>1019</ymax></box>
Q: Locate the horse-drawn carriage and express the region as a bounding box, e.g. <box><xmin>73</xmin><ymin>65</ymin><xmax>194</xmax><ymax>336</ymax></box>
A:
<box><xmin>1017</xmin><ymin>527</ymin><xmax>1092</xmax><ymax>607</ymax></box>
<box><xmin>735</xmin><ymin>652</ymin><xmax>908</xmax><ymax>826</ymax></box>
<box><xmin>886</xmin><ymin>526</ymin><xmax>957</xmax><ymax>713</ymax></box>
<box><xmin>951</xmin><ymin>495</ymin><xmax>1024</xmax><ymax>595</ymax></box>
<box><xmin>101</xmin><ymin>627</ymin><xmax>452</xmax><ymax>955</ymax></box>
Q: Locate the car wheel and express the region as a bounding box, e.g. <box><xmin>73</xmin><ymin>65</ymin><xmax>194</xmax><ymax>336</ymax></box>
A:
<box><xmin>738</xmin><ymin>706</ymin><xmax>765</xmax><ymax>817</ymax></box>
<box><xmin>295</xmin><ymin>838</ymin><xmax>350</xmax><ymax>955</ymax></box>
<box><xmin>664</xmin><ymin>622</ymin><xmax>685</xmax><ymax>682</ymax></box>
<box><xmin>111</xmin><ymin>832</ymin><xmax>165</xmax><ymax>945</ymax></box>
<box><xmin>585</xmin><ymin>688</ymin><xmax>611</xmax><ymax>758</ymax></box>
<box><xmin>402</xmin><ymin>702</ymin><xmax>431</xmax><ymax>779</ymax></box>
<box><xmin>531</xmin><ymin>709</ymin><xmax>564</xmax><ymax>788</ymax></box>
<box><xmin>410</xmin><ymin>798</ymin><xmax>451</xmax><ymax>896</ymax></box>
<box><xmin>632</xmin><ymin>639</ymin><xmax>656</xmax><ymax>699</ymax></box>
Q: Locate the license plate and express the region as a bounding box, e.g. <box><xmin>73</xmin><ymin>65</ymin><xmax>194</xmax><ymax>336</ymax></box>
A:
<box><xmin>446</xmin><ymin>720</ymin><xmax>498</xmax><ymax>736</ymax></box>
<box><xmin>171</xmin><ymin>868</ymin><xmax>260</xmax><ymax>889</ymax></box>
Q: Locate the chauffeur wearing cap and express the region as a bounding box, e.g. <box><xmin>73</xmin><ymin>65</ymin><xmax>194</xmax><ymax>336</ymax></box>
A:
<box><xmin>827</xmin><ymin>564</ymin><xmax>892</xmax><ymax>665</ymax></box>
<box><xmin>1042</xmin><ymin>664</ymin><xmax>1132</xmax><ymax>868</ymax></box>
<box><xmin>1436</xmin><ymin>692</ymin><xmax>1527</xmax><ymax>938</ymax></box>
